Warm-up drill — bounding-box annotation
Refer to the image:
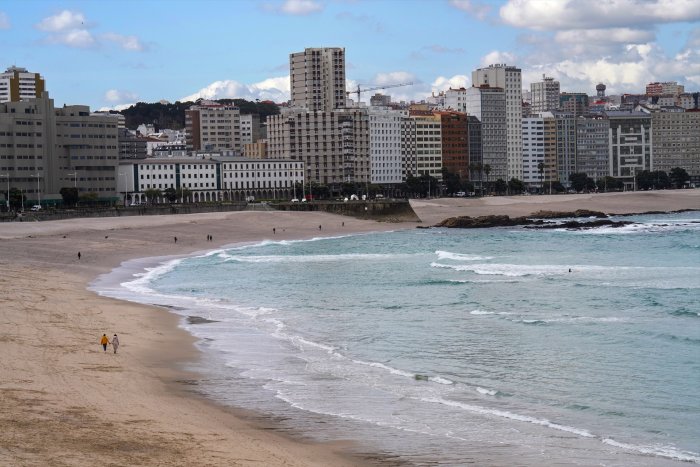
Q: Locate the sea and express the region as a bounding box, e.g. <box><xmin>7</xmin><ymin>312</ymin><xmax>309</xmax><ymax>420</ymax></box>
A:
<box><xmin>92</xmin><ymin>211</ymin><xmax>700</xmax><ymax>466</ymax></box>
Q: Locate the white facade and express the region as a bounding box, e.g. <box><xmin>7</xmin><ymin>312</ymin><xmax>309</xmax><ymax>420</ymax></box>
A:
<box><xmin>465</xmin><ymin>86</ymin><xmax>508</xmax><ymax>181</ymax></box>
<box><xmin>445</xmin><ymin>88</ymin><xmax>468</xmax><ymax>113</ymax></box>
<box><xmin>118</xmin><ymin>157</ymin><xmax>304</xmax><ymax>203</ymax></box>
<box><xmin>530</xmin><ymin>76</ymin><xmax>560</xmax><ymax>113</ymax></box>
<box><xmin>0</xmin><ymin>66</ymin><xmax>44</xmax><ymax>103</ymax></box>
<box><xmin>522</xmin><ymin>116</ymin><xmax>546</xmax><ymax>186</ymax></box>
<box><xmin>412</xmin><ymin>114</ymin><xmax>442</xmax><ymax>180</ymax></box>
<box><xmin>290</xmin><ymin>47</ymin><xmax>346</xmax><ymax>112</ymax></box>
<box><xmin>472</xmin><ymin>64</ymin><xmax>523</xmax><ymax>180</ymax></box>
<box><xmin>240</xmin><ymin>114</ymin><xmax>261</xmax><ymax>145</ymax></box>
<box><xmin>369</xmin><ymin>106</ymin><xmax>406</xmax><ymax>184</ymax></box>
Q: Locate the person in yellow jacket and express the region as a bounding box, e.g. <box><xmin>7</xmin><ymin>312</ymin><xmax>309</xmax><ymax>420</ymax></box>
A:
<box><xmin>100</xmin><ymin>333</ymin><xmax>110</xmax><ymax>352</ymax></box>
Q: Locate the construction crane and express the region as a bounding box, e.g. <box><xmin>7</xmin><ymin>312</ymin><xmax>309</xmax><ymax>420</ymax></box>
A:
<box><xmin>346</xmin><ymin>82</ymin><xmax>413</xmax><ymax>103</ymax></box>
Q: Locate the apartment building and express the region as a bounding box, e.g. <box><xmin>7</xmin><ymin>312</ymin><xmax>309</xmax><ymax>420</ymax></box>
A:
<box><xmin>552</xmin><ymin>111</ymin><xmax>577</xmax><ymax>186</ymax></box>
<box><xmin>266</xmin><ymin>107</ymin><xmax>370</xmax><ymax>188</ymax></box>
<box><xmin>650</xmin><ymin>109</ymin><xmax>700</xmax><ymax>183</ymax></box>
<box><xmin>530</xmin><ymin>75</ymin><xmax>560</xmax><ymax>113</ymax></box>
<box><xmin>465</xmin><ymin>85</ymin><xmax>507</xmax><ymax>181</ymax></box>
<box><xmin>560</xmin><ymin>93</ymin><xmax>589</xmax><ymax>115</ymax></box>
<box><xmin>445</xmin><ymin>87</ymin><xmax>468</xmax><ymax>113</ymax></box>
<box><xmin>646</xmin><ymin>81</ymin><xmax>684</xmax><ymax>96</ymax></box>
<box><xmin>436</xmin><ymin>111</ymin><xmax>468</xmax><ymax>179</ymax></box>
<box><xmin>369</xmin><ymin>106</ymin><xmax>406</xmax><ymax>184</ymax></box>
<box><xmin>240</xmin><ymin>114</ymin><xmax>261</xmax><ymax>145</ymax></box>
<box><xmin>576</xmin><ymin>115</ymin><xmax>610</xmax><ymax>181</ymax></box>
<box><xmin>409</xmin><ymin>111</ymin><xmax>442</xmax><ymax>180</ymax></box>
<box><xmin>118</xmin><ymin>128</ymin><xmax>148</xmax><ymax>159</ymax></box>
<box><xmin>606</xmin><ymin>110</ymin><xmax>652</xmax><ymax>189</ymax></box>
<box><xmin>522</xmin><ymin>116</ymin><xmax>546</xmax><ymax>188</ymax></box>
<box><xmin>0</xmin><ymin>66</ymin><xmax>45</xmax><ymax>103</ymax></box>
<box><xmin>472</xmin><ymin>64</ymin><xmax>522</xmax><ymax>180</ymax></box>
<box><xmin>0</xmin><ymin>92</ymin><xmax>119</xmax><ymax>206</ymax></box>
<box><xmin>185</xmin><ymin>101</ymin><xmax>241</xmax><ymax>153</ymax></box>
<box><xmin>290</xmin><ymin>47</ymin><xmax>346</xmax><ymax>111</ymax></box>
<box><xmin>401</xmin><ymin>117</ymin><xmax>417</xmax><ymax>180</ymax></box>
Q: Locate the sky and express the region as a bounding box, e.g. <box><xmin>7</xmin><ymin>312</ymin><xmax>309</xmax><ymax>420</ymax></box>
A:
<box><xmin>2</xmin><ymin>0</ymin><xmax>699</xmax><ymax>110</ymax></box>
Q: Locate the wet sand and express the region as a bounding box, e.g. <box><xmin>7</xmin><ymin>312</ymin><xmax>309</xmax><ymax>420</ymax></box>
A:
<box><xmin>1</xmin><ymin>190</ymin><xmax>698</xmax><ymax>466</ymax></box>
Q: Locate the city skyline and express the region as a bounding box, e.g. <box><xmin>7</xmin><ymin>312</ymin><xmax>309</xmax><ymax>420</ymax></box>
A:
<box><xmin>2</xmin><ymin>0</ymin><xmax>699</xmax><ymax>110</ymax></box>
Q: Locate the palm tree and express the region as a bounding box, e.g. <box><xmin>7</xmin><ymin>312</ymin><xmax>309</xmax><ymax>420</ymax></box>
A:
<box><xmin>483</xmin><ymin>164</ymin><xmax>491</xmax><ymax>195</ymax></box>
<box><xmin>537</xmin><ymin>162</ymin><xmax>545</xmax><ymax>194</ymax></box>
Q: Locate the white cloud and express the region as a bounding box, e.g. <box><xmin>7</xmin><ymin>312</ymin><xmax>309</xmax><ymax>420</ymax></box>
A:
<box><xmin>47</xmin><ymin>29</ymin><xmax>96</xmax><ymax>48</ymax></box>
<box><xmin>181</xmin><ymin>76</ymin><xmax>291</xmax><ymax>102</ymax></box>
<box><xmin>500</xmin><ymin>0</ymin><xmax>700</xmax><ymax>31</ymax></box>
<box><xmin>449</xmin><ymin>0</ymin><xmax>490</xmax><ymax>20</ymax></box>
<box><xmin>104</xmin><ymin>89</ymin><xmax>139</xmax><ymax>103</ymax></box>
<box><xmin>98</xmin><ymin>103</ymin><xmax>135</xmax><ymax>112</ymax></box>
<box><xmin>0</xmin><ymin>12</ymin><xmax>10</xmax><ymax>29</ymax></box>
<box><xmin>102</xmin><ymin>33</ymin><xmax>146</xmax><ymax>51</ymax></box>
<box><xmin>264</xmin><ymin>0</ymin><xmax>324</xmax><ymax>15</ymax></box>
<box><xmin>372</xmin><ymin>71</ymin><xmax>415</xmax><ymax>86</ymax></box>
<box><xmin>554</xmin><ymin>28</ymin><xmax>655</xmax><ymax>44</ymax></box>
<box><xmin>431</xmin><ymin>74</ymin><xmax>470</xmax><ymax>91</ymax></box>
<box><xmin>36</xmin><ymin>10</ymin><xmax>86</xmax><ymax>32</ymax></box>
<box><xmin>481</xmin><ymin>50</ymin><xmax>517</xmax><ymax>66</ymax></box>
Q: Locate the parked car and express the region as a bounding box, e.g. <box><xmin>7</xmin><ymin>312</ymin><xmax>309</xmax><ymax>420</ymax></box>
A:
<box><xmin>30</xmin><ymin>205</ymin><xmax>42</xmax><ymax>211</ymax></box>
<box><xmin>456</xmin><ymin>191</ymin><xmax>466</xmax><ymax>197</ymax></box>
<box><xmin>291</xmin><ymin>198</ymin><xmax>299</xmax><ymax>202</ymax></box>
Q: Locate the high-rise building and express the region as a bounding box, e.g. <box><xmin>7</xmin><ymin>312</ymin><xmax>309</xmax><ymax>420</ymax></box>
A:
<box><xmin>560</xmin><ymin>93</ymin><xmax>589</xmax><ymax>114</ymax></box>
<box><xmin>465</xmin><ymin>86</ymin><xmax>507</xmax><ymax>182</ymax></box>
<box><xmin>552</xmin><ymin>111</ymin><xmax>577</xmax><ymax>187</ymax></box>
<box><xmin>290</xmin><ymin>47</ymin><xmax>346</xmax><ymax>111</ymax></box>
<box><xmin>435</xmin><ymin>111</ymin><xmax>469</xmax><ymax>179</ymax></box>
<box><xmin>266</xmin><ymin>107</ymin><xmax>369</xmax><ymax>188</ymax></box>
<box><xmin>408</xmin><ymin>111</ymin><xmax>443</xmax><ymax>181</ymax></box>
<box><xmin>467</xmin><ymin>116</ymin><xmax>482</xmax><ymax>182</ymax></box>
<box><xmin>185</xmin><ymin>101</ymin><xmax>241</xmax><ymax>153</ymax></box>
<box><xmin>445</xmin><ymin>87</ymin><xmax>468</xmax><ymax>113</ymax></box>
<box><xmin>369</xmin><ymin>93</ymin><xmax>391</xmax><ymax>107</ymax></box>
<box><xmin>530</xmin><ymin>75</ymin><xmax>560</xmax><ymax>113</ymax></box>
<box><xmin>606</xmin><ymin>110</ymin><xmax>652</xmax><ymax>190</ymax></box>
<box><xmin>650</xmin><ymin>109</ymin><xmax>700</xmax><ymax>183</ymax></box>
<box><xmin>369</xmin><ymin>106</ymin><xmax>406</xmax><ymax>185</ymax></box>
<box><xmin>646</xmin><ymin>81</ymin><xmax>685</xmax><ymax>96</ymax></box>
<box><xmin>472</xmin><ymin>64</ymin><xmax>522</xmax><ymax>180</ymax></box>
<box><xmin>522</xmin><ymin>116</ymin><xmax>546</xmax><ymax>188</ymax></box>
<box><xmin>0</xmin><ymin>92</ymin><xmax>119</xmax><ymax>206</ymax></box>
<box><xmin>576</xmin><ymin>115</ymin><xmax>609</xmax><ymax>181</ymax></box>
<box><xmin>0</xmin><ymin>66</ymin><xmax>45</xmax><ymax>103</ymax></box>
<box><xmin>240</xmin><ymin>114</ymin><xmax>261</xmax><ymax>145</ymax></box>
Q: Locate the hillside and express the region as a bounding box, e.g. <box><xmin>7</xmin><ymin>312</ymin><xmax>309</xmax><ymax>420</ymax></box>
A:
<box><xmin>119</xmin><ymin>99</ymin><xmax>281</xmax><ymax>130</ymax></box>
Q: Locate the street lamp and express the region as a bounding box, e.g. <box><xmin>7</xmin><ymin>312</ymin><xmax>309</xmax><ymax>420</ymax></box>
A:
<box><xmin>68</xmin><ymin>172</ymin><xmax>77</xmax><ymax>188</ymax></box>
<box><xmin>31</xmin><ymin>173</ymin><xmax>41</xmax><ymax>207</ymax></box>
<box><xmin>0</xmin><ymin>173</ymin><xmax>9</xmax><ymax>210</ymax></box>
<box><xmin>118</xmin><ymin>172</ymin><xmax>128</xmax><ymax>206</ymax></box>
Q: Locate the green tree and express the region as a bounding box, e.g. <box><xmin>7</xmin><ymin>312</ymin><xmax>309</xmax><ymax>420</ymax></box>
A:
<box><xmin>483</xmin><ymin>164</ymin><xmax>491</xmax><ymax>194</ymax></box>
<box><xmin>144</xmin><ymin>188</ymin><xmax>162</xmax><ymax>204</ymax></box>
<box><xmin>8</xmin><ymin>187</ymin><xmax>23</xmax><ymax>210</ymax></box>
<box><xmin>493</xmin><ymin>178</ymin><xmax>508</xmax><ymax>195</ymax></box>
<box><xmin>596</xmin><ymin>176</ymin><xmax>623</xmax><ymax>192</ymax></box>
<box><xmin>79</xmin><ymin>192</ymin><xmax>99</xmax><ymax>205</ymax></box>
<box><xmin>179</xmin><ymin>187</ymin><xmax>192</xmax><ymax>203</ymax></box>
<box><xmin>507</xmin><ymin>178</ymin><xmax>525</xmax><ymax>194</ymax></box>
<box><xmin>669</xmin><ymin>167</ymin><xmax>690</xmax><ymax>188</ymax></box>
<box><xmin>340</xmin><ymin>182</ymin><xmax>356</xmax><ymax>196</ymax></box>
<box><xmin>442</xmin><ymin>168</ymin><xmax>462</xmax><ymax>195</ymax></box>
<box><xmin>568</xmin><ymin>172</ymin><xmax>595</xmax><ymax>192</ymax></box>
<box><xmin>537</xmin><ymin>161</ymin><xmax>545</xmax><ymax>192</ymax></box>
<box><xmin>164</xmin><ymin>187</ymin><xmax>178</xmax><ymax>203</ymax></box>
<box><xmin>59</xmin><ymin>187</ymin><xmax>80</xmax><ymax>206</ymax></box>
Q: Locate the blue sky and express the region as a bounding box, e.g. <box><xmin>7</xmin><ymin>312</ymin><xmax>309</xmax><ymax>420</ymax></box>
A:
<box><xmin>2</xmin><ymin>0</ymin><xmax>699</xmax><ymax>110</ymax></box>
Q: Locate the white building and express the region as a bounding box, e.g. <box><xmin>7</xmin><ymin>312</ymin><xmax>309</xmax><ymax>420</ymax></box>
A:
<box><xmin>240</xmin><ymin>114</ymin><xmax>261</xmax><ymax>145</ymax></box>
<box><xmin>369</xmin><ymin>106</ymin><xmax>406</xmax><ymax>184</ymax></box>
<box><xmin>410</xmin><ymin>112</ymin><xmax>442</xmax><ymax>181</ymax></box>
<box><xmin>118</xmin><ymin>157</ymin><xmax>304</xmax><ymax>204</ymax></box>
<box><xmin>522</xmin><ymin>116</ymin><xmax>546</xmax><ymax>187</ymax></box>
<box><xmin>472</xmin><ymin>64</ymin><xmax>523</xmax><ymax>180</ymax></box>
<box><xmin>290</xmin><ymin>47</ymin><xmax>346</xmax><ymax>112</ymax></box>
<box><xmin>0</xmin><ymin>66</ymin><xmax>45</xmax><ymax>103</ymax></box>
<box><xmin>445</xmin><ymin>87</ymin><xmax>468</xmax><ymax>113</ymax></box>
<box><xmin>530</xmin><ymin>75</ymin><xmax>560</xmax><ymax>113</ymax></box>
<box><xmin>465</xmin><ymin>86</ymin><xmax>508</xmax><ymax>182</ymax></box>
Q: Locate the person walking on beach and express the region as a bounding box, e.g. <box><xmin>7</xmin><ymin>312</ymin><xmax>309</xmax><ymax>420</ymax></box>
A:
<box><xmin>273</xmin><ymin>227</ymin><xmax>276</xmax><ymax>234</ymax></box>
<box><xmin>111</xmin><ymin>334</ymin><xmax>120</xmax><ymax>354</ymax></box>
<box><xmin>319</xmin><ymin>225</ymin><xmax>322</xmax><ymax>231</ymax></box>
<box><xmin>100</xmin><ymin>334</ymin><xmax>110</xmax><ymax>352</ymax></box>
<box><xmin>78</xmin><ymin>251</ymin><xmax>81</xmax><ymax>260</ymax></box>
<box><xmin>174</xmin><ymin>236</ymin><xmax>177</xmax><ymax>243</ymax></box>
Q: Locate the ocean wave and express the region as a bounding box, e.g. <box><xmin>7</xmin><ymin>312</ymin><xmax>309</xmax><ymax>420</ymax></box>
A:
<box><xmin>572</xmin><ymin>220</ymin><xmax>700</xmax><ymax>236</ymax></box>
<box><xmin>435</xmin><ymin>250</ymin><xmax>493</xmax><ymax>261</ymax></box>
<box><xmin>669</xmin><ymin>309</ymin><xmax>700</xmax><ymax>318</ymax></box>
<box><xmin>602</xmin><ymin>438</ymin><xmax>700</xmax><ymax>463</ymax></box>
<box><xmin>476</xmin><ymin>387</ymin><xmax>498</xmax><ymax>396</ymax></box>
<box><xmin>220</xmin><ymin>252</ymin><xmax>405</xmax><ymax>263</ymax></box>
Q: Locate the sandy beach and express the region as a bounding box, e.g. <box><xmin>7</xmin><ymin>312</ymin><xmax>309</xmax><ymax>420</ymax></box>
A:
<box><xmin>1</xmin><ymin>190</ymin><xmax>698</xmax><ymax>466</ymax></box>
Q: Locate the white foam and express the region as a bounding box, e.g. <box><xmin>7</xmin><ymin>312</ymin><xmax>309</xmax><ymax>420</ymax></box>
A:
<box><xmin>602</xmin><ymin>438</ymin><xmax>700</xmax><ymax>463</ymax></box>
<box><xmin>435</xmin><ymin>250</ymin><xmax>493</xmax><ymax>261</ymax></box>
<box><xmin>476</xmin><ymin>387</ymin><xmax>497</xmax><ymax>396</ymax></box>
<box><xmin>421</xmin><ymin>396</ymin><xmax>595</xmax><ymax>438</ymax></box>
<box><xmin>222</xmin><ymin>253</ymin><xmax>405</xmax><ymax>264</ymax></box>
<box><xmin>429</xmin><ymin>376</ymin><xmax>454</xmax><ymax>385</ymax></box>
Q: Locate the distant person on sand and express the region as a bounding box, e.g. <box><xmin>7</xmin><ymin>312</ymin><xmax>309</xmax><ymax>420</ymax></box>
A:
<box><xmin>273</xmin><ymin>227</ymin><xmax>276</xmax><ymax>234</ymax></box>
<box><xmin>174</xmin><ymin>236</ymin><xmax>177</xmax><ymax>243</ymax></box>
<box><xmin>319</xmin><ymin>225</ymin><xmax>322</xmax><ymax>231</ymax></box>
<box><xmin>100</xmin><ymin>334</ymin><xmax>109</xmax><ymax>352</ymax></box>
<box><xmin>111</xmin><ymin>334</ymin><xmax>120</xmax><ymax>354</ymax></box>
<box><xmin>78</xmin><ymin>251</ymin><xmax>81</xmax><ymax>260</ymax></box>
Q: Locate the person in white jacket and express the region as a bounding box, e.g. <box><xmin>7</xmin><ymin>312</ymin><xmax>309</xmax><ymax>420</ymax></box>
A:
<box><xmin>111</xmin><ymin>334</ymin><xmax>120</xmax><ymax>354</ymax></box>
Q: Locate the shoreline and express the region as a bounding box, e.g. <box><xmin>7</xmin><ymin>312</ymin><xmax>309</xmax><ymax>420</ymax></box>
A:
<box><xmin>1</xmin><ymin>191</ymin><xmax>698</xmax><ymax>466</ymax></box>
